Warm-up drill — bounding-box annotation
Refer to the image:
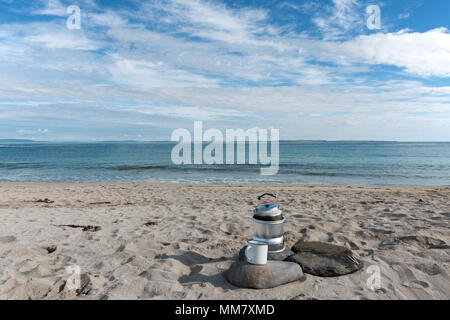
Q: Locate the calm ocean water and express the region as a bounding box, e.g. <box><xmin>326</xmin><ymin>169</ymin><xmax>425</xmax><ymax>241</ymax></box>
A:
<box><xmin>0</xmin><ymin>141</ymin><xmax>449</xmax><ymax>185</ymax></box>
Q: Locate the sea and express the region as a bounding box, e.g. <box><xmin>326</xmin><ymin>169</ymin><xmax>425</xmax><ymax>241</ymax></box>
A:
<box><xmin>0</xmin><ymin>141</ymin><xmax>449</xmax><ymax>185</ymax></box>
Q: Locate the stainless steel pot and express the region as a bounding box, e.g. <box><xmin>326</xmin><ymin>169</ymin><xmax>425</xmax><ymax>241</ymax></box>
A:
<box><xmin>252</xmin><ymin>235</ymin><xmax>285</xmax><ymax>253</ymax></box>
<box><xmin>252</xmin><ymin>200</ymin><xmax>286</xmax><ymax>253</ymax></box>
<box><xmin>252</xmin><ymin>216</ymin><xmax>285</xmax><ymax>239</ymax></box>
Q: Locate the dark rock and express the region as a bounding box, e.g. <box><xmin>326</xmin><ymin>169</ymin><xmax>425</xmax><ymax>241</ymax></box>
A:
<box><xmin>227</xmin><ymin>260</ymin><xmax>304</xmax><ymax>289</ymax></box>
<box><xmin>238</xmin><ymin>246</ymin><xmax>294</xmax><ymax>262</ymax></box>
<box><xmin>269</xmin><ymin>248</ymin><xmax>295</xmax><ymax>261</ymax></box>
<box><xmin>288</xmin><ymin>241</ymin><xmax>362</xmax><ymax>277</ymax></box>
<box><xmin>46</xmin><ymin>245</ymin><xmax>57</xmax><ymax>254</ymax></box>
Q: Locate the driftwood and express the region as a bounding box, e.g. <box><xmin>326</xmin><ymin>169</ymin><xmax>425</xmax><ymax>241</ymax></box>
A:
<box><xmin>56</xmin><ymin>224</ymin><xmax>101</xmax><ymax>232</ymax></box>
<box><xmin>35</xmin><ymin>198</ymin><xmax>54</xmax><ymax>204</ymax></box>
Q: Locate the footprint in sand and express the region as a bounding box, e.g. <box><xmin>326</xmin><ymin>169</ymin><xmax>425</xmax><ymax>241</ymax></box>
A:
<box><xmin>397</xmin><ymin>236</ymin><xmax>448</xmax><ymax>249</ymax></box>
<box><xmin>414</xmin><ymin>263</ymin><xmax>442</xmax><ymax>276</ymax></box>
<box><xmin>401</xmin><ymin>280</ymin><xmax>430</xmax><ymax>289</ymax></box>
<box><xmin>0</xmin><ymin>236</ymin><xmax>16</xmax><ymax>244</ymax></box>
<box><xmin>219</xmin><ymin>222</ymin><xmax>243</xmax><ymax>235</ymax></box>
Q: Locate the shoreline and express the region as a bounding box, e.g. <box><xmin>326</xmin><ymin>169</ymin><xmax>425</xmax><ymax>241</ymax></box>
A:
<box><xmin>1</xmin><ymin>181</ymin><xmax>449</xmax><ymax>187</ymax></box>
<box><xmin>0</xmin><ymin>182</ymin><xmax>448</xmax><ymax>299</ymax></box>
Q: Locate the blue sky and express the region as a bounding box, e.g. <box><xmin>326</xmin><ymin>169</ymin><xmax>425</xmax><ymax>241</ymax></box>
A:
<box><xmin>0</xmin><ymin>0</ymin><xmax>449</xmax><ymax>141</ymax></box>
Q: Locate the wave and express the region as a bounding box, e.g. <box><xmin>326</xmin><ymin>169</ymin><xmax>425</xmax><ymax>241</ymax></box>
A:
<box><xmin>110</xmin><ymin>164</ymin><xmax>447</xmax><ymax>179</ymax></box>
<box><xmin>114</xmin><ymin>165</ymin><xmax>259</xmax><ymax>172</ymax></box>
<box><xmin>116</xmin><ymin>165</ymin><xmax>168</xmax><ymax>171</ymax></box>
<box><xmin>1</xmin><ymin>162</ymin><xmax>447</xmax><ymax>180</ymax></box>
<box><xmin>0</xmin><ymin>163</ymin><xmax>46</xmax><ymax>169</ymax></box>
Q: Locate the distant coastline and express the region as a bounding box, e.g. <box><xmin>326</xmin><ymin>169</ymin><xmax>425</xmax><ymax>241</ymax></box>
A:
<box><xmin>1</xmin><ymin>139</ymin><xmax>449</xmax><ymax>144</ymax></box>
<box><xmin>0</xmin><ymin>139</ymin><xmax>36</xmax><ymax>143</ymax></box>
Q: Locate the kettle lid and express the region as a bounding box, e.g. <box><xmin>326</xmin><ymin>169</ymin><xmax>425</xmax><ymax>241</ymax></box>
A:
<box><xmin>254</xmin><ymin>203</ymin><xmax>282</xmax><ymax>217</ymax></box>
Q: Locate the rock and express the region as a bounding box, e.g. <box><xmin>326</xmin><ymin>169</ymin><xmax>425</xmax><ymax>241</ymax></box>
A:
<box><xmin>269</xmin><ymin>248</ymin><xmax>295</xmax><ymax>261</ymax></box>
<box><xmin>46</xmin><ymin>245</ymin><xmax>57</xmax><ymax>254</ymax></box>
<box><xmin>238</xmin><ymin>246</ymin><xmax>294</xmax><ymax>262</ymax></box>
<box><xmin>288</xmin><ymin>241</ymin><xmax>362</xmax><ymax>277</ymax></box>
<box><xmin>227</xmin><ymin>260</ymin><xmax>304</xmax><ymax>289</ymax></box>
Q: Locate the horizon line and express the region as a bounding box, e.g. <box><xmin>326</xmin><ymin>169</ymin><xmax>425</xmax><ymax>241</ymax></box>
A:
<box><xmin>1</xmin><ymin>138</ymin><xmax>450</xmax><ymax>143</ymax></box>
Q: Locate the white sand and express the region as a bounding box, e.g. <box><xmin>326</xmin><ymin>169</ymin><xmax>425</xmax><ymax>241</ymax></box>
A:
<box><xmin>0</xmin><ymin>182</ymin><xmax>448</xmax><ymax>300</ymax></box>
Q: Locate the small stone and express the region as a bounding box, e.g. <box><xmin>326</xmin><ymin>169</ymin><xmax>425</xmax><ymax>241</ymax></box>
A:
<box><xmin>238</xmin><ymin>246</ymin><xmax>294</xmax><ymax>262</ymax></box>
<box><xmin>288</xmin><ymin>241</ymin><xmax>362</xmax><ymax>277</ymax></box>
<box><xmin>46</xmin><ymin>245</ymin><xmax>57</xmax><ymax>254</ymax></box>
<box><xmin>227</xmin><ymin>260</ymin><xmax>304</xmax><ymax>289</ymax></box>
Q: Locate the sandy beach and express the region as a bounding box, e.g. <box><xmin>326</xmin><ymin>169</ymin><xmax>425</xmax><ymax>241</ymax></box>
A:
<box><xmin>0</xmin><ymin>182</ymin><xmax>448</xmax><ymax>300</ymax></box>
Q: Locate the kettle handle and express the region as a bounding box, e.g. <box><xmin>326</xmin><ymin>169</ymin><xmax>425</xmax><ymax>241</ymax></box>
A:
<box><xmin>257</xmin><ymin>193</ymin><xmax>276</xmax><ymax>200</ymax></box>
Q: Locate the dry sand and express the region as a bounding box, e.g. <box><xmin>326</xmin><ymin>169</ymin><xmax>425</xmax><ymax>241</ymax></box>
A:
<box><xmin>0</xmin><ymin>182</ymin><xmax>448</xmax><ymax>300</ymax></box>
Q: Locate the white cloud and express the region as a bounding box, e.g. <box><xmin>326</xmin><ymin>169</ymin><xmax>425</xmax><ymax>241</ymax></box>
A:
<box><xmin>87</xmin><ymin>11</ymin><xmax>128</xmax><ymax>28</ymax></box>
<box><xmin>310</xmin><ymin>28</ymin><xmax>450</xmax><ymax>77</ymax></box>
<box><xmin>2</xmin><ymin>78</ymin><xmax>448</xmax><ymax>115</ymax></box>
<box><xmin>124</xmin><ymin>105</ymin><xmax>244</xmax><ymax>120</ymax></box>
<box><xmin>108</xmin><ymin>56</ymin><xmax>220</xmax><ymax>88</ymax></box>
<box><xmin>311</xmin><ymin>0</ymin><xmax>364</xmax><ymax>40</ymax></box>
<box><xmin>33</xmin><ymin>0</ymin><xmax>66</xmax><ymax>16</ymax></box>
<box><xmin>33</xmin><ymin>0</ymin><xmax>99</xmax><ymax>16</ymax></box>
<box><xmin>25</xmin><ymin>31</ymin><xmax>99</xmax><ymax>50</ymax></box>
<box><xmin>0</xmin><ymin>0</ymin><xmax>449</xmax><ymax>141</ymax></box>
<box><xmin>141</xmin><ymin>0</ymin><xmax>275</xmax><ymax>47</ymax></box>
<box><xmin>16</xmin><ymin>128</ymin><xmax>49</xmax><ymax>135</ymax></box>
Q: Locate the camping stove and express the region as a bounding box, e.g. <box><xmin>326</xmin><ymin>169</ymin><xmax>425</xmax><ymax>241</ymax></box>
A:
<box><xmin>252</xmin><ymin>195</ymin><xmax>285</xmax><ymax>253</ymax></box>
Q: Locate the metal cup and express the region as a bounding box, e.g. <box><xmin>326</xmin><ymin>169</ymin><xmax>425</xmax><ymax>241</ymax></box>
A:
<box><xmin>245</xmin><ymin>240</ymin><xmax>268</xmax><ymax>265</ymax></box>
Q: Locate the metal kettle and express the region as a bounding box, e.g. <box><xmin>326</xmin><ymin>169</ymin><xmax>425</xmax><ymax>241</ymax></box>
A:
<box><xmin>252</xmin><ymin>193</ymin><xmax>285</xmax><ymax>253</ymax></box>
